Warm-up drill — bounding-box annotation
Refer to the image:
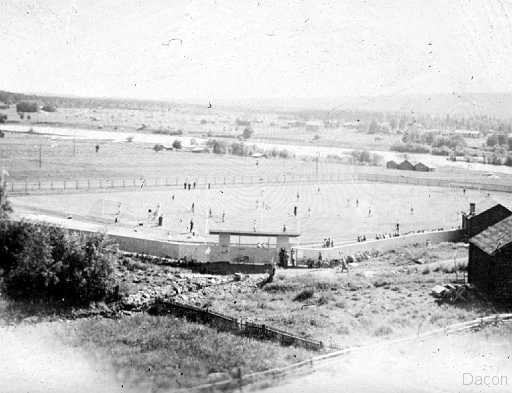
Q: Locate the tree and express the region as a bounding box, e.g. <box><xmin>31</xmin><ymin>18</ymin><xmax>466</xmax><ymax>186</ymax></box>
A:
<box><xmin>212</xmin><ymin>140</ymin><xmax>227</xmax><ymax>154</ymax></box>
<box><xmin>367</xmin><ymin>119</ymin><xmax>379</xmax><ymax>134</ymax></box>
<box><xmin>486</xmin><ymin>134</ymin><xmax>498</xmax><ymax>147</ymax></box>
<box><xmin>0</xmin><ymin>181</ymin><xmax>12</xmax><ymax>220</ymax></box>
<box><xmin>242</xmin><ymin>127</ymin><xmax>254</xmax><ymax>139</ymax></box>
<box><xmin>16</xmin><ymin>101</ymin><xmax>39</xmax><ymax>113</ymax></box>
<box><xmin>172</xmin><ymin>139</ymin><xmax>182</xmax><ymax>149</ymax></box>
<box><xmin>41</xmin><ymin>105</ymin><xmax>57</xmax><ymax>112</ymax></box>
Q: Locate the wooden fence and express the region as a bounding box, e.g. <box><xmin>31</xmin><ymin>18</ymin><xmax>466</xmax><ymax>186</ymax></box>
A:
<box><xmin>147</xmin><ymin>299</ymin><xmax>324</xmax><ymax>352</ymax></box>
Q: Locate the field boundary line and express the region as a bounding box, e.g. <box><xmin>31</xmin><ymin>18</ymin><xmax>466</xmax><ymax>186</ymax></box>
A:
<box><xmin>175</xmin><ymin>313</ymin><xmax>512</xmax><ymax>393</ymax></box>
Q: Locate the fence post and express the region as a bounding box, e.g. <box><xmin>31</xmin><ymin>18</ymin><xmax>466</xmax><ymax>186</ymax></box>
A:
<box><xmin>50</xmin><ymin>181</ymin><xmax>53</xmax><ymax>190</ymax></box>
<box><xmin>38</xmin><ymin>181</ymin><xmax>41</xmax><ymax>190</ymax></box>
<box><xmin>87</xmin><ymin>179</ymin><xmax>90</xmax><ymax>190</ymax></box>
<box><xmin>63</xmin><ymin>181</ymin><xmax>66</xmax><ymax>190</ymax></box>
<box><xmin>76</xmin><ymin>180</ymin><xmax>78</xmax><ymax>189</ymax></box>
<box><xmin>122</xmin><ymin>178</ymin><xmax>125</xmax><ymax>187</ymax></box>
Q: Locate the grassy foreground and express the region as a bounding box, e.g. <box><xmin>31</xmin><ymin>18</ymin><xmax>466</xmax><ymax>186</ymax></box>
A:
<box><xmin>202</xmin><ymin>242</ymin><xmax>507</xmax><ymax>347</ymax></box>
<box><xmin>64</xmin><ymin>314</ymin><xmax>311</xmax><ymax>391</ymax></box>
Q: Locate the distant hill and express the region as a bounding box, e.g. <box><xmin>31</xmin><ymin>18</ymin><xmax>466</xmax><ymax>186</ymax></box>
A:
<box><xmin>0</xmin><ymin>90</ymin><xmax>185</xmax><ymax>111</ymax></box>
<box><xmin>1</xmin><ymin>89</ymin><xmax>511</xmax><ymax>119</ymax></box>
<box><xmin>217</xmin><ymin>93</ymin><xmax>512</xmax><ymax>119</ymax></box>
<box><xmin>340</xmin><ymin>93</ymin><xmax>512</xmax><ymax>119</ymax></box>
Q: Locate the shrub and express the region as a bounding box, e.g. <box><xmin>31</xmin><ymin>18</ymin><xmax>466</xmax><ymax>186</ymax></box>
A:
<box><xmin>432</xmin><ymin>146</ymin><xmax>452</xmax><ymax>156</ymax></box>
<box><xmin>1</xmin><ymin>221</ymin><xmax>118</xmax><ymax>304</ymax></box>
<box><xmin>16</xmin><ymin>101</ymin><xmax>39</xmax><ymax>113</ymax></box>
<box><xmin>41</xmin><ymin>105</ymin><xmax>57</xmax><ymax>112</ymax></box>
<box><xmin>293</xmin><ymin>288</ymin><xmax>314</xmax><ymax>302</ymax></box>
<box><xmin>0</xmin><ymin>113</ymin><xmax>7</xmax><ymax>123</ymax></box>
<box><xmin>242</xmin><ymin>127</ymin><xmax>254</xmax><ymax>139</ymax></box>
<box><xmin>390</xmin><ymin>142</ymin><xmax>431</xmax><ymax>154</ymax></box>
<box><xmin>172</xmin><ymin>139</ymin><xmax>182</xmax><ymax>149</ymax></box>
<box><xmin>373</xmin><ymin>325</ymin><xmax>393</xmax><ymax>336</ymax></box>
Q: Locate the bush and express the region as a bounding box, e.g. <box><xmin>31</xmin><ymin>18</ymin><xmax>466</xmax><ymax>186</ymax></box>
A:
<box><xmin>41</xmin><ymin>105</ymin><xmax>57</xmax><ymax>112</ymax></box>
<box><xmin>432</xmin><ymin>146</ymin><xmax>452</xmax><ymax>156</ymax></box>
<box><xmin>242</xmin><ymin>127</ymin><xmax>254</xmax><ymax>139</ymax></box>
<box><xmin>390</xmin><ymin>142</ymin><xmax>431</xmax><ymax>154</ymax></box>
<box><xmin>213</xmin><ymin>140</ymin><xmax>227</xmax><ymax>154</ymax></box>
<box><xmin>16</xmin><ymin>101</ymin><xmax>39</xmax><ymax>113</ymax></box>
<box><xmin>0</xmin><ymin>113</ymin><xmax>7</xmax><ymax>123</ymax></box>
<box><xmin>0</xmin><ymin>221</ymin><xmax>118</xmax><ymax>304</ymax></box>
<box><xmin>172</xmin><ymin>139</ymin><xmax>182</xmax><ymax>149</ymax></box>
<box><xmin>293</xmin><ymin>288</ymin><xmax>314</xmax><ymax>302</ymax></box>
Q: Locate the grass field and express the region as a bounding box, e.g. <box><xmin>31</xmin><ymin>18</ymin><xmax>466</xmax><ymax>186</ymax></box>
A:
<box><xmin>12</xmin><ymin>180</ymin><xmax>511</xmax><ymax>245</ymax></box>
<box><xmin>198</xmin><ymin>242</ymin><xmax>505</xmax><ymax>348</ymax></box>
<box><xmin>64</xmin><ymin>314</ymin><xmax>311</xmax><ymax>391</ymax></box>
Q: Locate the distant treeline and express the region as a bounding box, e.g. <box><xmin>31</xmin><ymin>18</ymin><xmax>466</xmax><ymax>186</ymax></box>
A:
<box><xmin>0</xmin><ymin>90</ymin><xmax>185</xmax><ymax>111</ymax></box>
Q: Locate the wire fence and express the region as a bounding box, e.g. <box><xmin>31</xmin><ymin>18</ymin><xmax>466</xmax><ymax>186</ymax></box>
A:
<box><xmin>6</xmin><ymin>171</ymin><xmax>512</xmax><ymax>195</ymax></box>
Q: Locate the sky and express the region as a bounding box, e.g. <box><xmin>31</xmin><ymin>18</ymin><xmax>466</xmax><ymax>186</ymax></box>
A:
<box><xmin>1</xmin><ymin>0</ymin><xmax>512</xmax><ymax>102</ymax></box>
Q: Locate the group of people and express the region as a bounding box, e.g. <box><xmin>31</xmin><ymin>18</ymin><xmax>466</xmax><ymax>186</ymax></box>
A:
<box><xmin>183</xmin><ymin>181</ymin><xmax>213</xmax><ymax>190</ymax></box>
<box><xmin>322</xmin><ymin>237</ymin><xmax>334</xmax><ymax>248</ymax></box>
<box><xmin>278</xmin><ymin>247</ymin><xmax>296</xmax><ymax>267</ymax></box>
<box><xmin>357</xmin><ymin>226</ymin><xmax>450</xmax><ymax>243</ymax></box>
<box><xmin>183</xmin><ymin>182</ymin><xmax>197</xmax><ymax>190</ymax></box>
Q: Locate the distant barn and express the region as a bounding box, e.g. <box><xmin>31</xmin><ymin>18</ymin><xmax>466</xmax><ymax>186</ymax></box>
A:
<box><xmin>397</xmin><ymin>160</ymin><xmax>415</xmax><ymax>171</ymax></box>
<box><xmin>386</xmin><ymin>160</ymin><xmax>399</xmax><ymax>169</ymax></box>
<box><xmin>466</xmin><ymin>203</ymin><xmax>512</xmax><ymax>301</ymax></box>
<box><xmin>413</xmin><ymin>162</ymin><xmax>434</xmax><ymax>172</ymax></box>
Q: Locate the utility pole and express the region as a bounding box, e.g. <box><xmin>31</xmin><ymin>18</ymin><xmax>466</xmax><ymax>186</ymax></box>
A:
<box><xmin>38</xmin><ymin>144</ymin><xmax>42</xmax><ymax>168</ymax></box>
<box><xmin>73</xmin><ymin>139</ymin><xmax>76</xmax><ymax>156</ymax></box>
<box><xmin>315</xmin><ymin>152</ymin><xmax>319</xmax><ymax>179</ymax></box>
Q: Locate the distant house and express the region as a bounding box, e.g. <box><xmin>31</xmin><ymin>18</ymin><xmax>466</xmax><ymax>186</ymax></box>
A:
<box><xmin>397</xmin><ymin>160</ymin><xmax>415</xmax><ymax>171</ymax></box>
<box><xmin>468</xmin><ymin>211</ymin><xmax>512</xmax><ymax>301</ymax></box>
<box><xmin>413</xmin><ymin>162</ymin><xmax>434</xmax><ymax>172</ymax></box>
<box><xmin>386</xmin><ymin>160</ymin><xmax>399</xmax><ymax>169</ymax></box>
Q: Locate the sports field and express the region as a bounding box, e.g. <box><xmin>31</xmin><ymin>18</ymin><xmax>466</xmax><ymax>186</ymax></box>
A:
<box><xmin>12</xmin><ymin>181</ymin><xmax>511</xmax><ymax>245</ymax></box>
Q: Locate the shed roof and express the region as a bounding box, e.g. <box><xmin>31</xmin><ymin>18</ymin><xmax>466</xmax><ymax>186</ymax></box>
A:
<box><xmin>209</xmin><ymin>229</ymin><xmax>300</xmax><ymax>237</ymax></box>
<box><xmin>469</xmin><ymin>214</ymin><xmax>512</xmax><ymax>255</ymax></box>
